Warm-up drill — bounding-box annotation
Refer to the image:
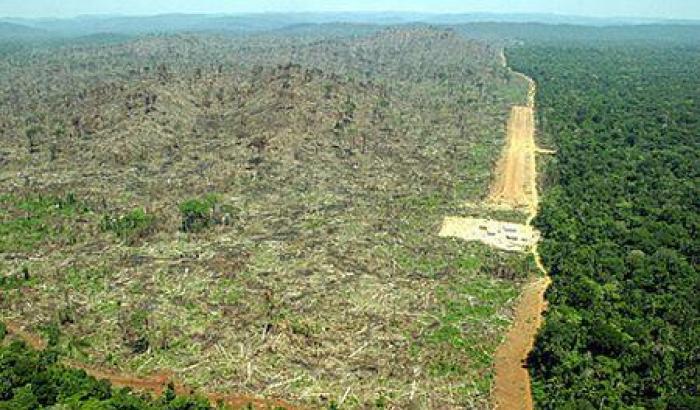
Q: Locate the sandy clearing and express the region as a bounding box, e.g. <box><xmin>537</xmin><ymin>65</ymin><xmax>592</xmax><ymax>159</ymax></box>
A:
<box><xmin>439</xmin><ymin>217</ymin><xmax>539</xmax><ymax>252</ymax></box>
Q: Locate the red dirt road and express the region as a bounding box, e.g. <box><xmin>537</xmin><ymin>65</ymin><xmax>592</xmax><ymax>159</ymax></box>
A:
<box><xmin>491</xmin><ymin>275</ymin><xmax>550</xmax><ymax>410</ymax></box>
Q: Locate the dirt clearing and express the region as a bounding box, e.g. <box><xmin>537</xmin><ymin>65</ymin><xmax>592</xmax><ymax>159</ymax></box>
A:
<box><xmin>439</xmin><ymin>217</ymin><xmax>539</xmax><ymax>252</ymax></box>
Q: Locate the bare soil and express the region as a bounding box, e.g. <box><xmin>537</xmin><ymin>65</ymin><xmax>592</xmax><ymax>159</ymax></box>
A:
<box><xmin>439</xmin><ymin>217</ymin><xmax>539</xmax><ymax>252</ymax></box>
<box><xmin>488</xmin><ymin>105</ymin><xmax>537</xmax><ymax>213</ymax></box>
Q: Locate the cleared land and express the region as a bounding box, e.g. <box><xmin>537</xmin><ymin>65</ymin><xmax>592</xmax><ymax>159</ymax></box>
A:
<box><xmin>0</xmin><ymin>29</ymin><xmax>531</xmax><ymax>408</ymax></box>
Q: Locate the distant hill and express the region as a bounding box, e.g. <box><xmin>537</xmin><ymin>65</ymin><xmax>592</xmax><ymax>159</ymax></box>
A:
<box><xmin>422</xmin><ymin>12</ymin><xmax>700</xmax><ymax>27</ymax></box>
<box><xmin>2</xmin><ymin>14</ymin><xmax>306</xmax><ymax>36</ymax></box>
<box><xmin>2</xmin><ymin>12</ymin><xmax>699</xmax><ymax>39</ymax></box>
<box><xmin>455</xmin><ymin>22</ymin><xmax>700</xmax><ymax>44</ymax></box>
<box><xmin>1</xmin><ymin>12</ymin><xmax>699</xmax><ymax>43</ymax></box>
<box><xmin>0</xmin><ymin>21</ymin><xmax>48</xmax><ymax>39</ymax></box>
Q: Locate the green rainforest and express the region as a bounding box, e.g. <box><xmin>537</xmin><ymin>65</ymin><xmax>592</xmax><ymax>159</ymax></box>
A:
<box><xmin>509</xmin><ymin>45</ymin><xmax>699</xmax><ymax>408</ymax></box>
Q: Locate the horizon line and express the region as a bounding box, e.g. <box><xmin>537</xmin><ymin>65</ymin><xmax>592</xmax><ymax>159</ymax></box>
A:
<box><xmin>2</xmin><ymin>10</ymin><xmax>699</xmax><ymax>23</ymax></box>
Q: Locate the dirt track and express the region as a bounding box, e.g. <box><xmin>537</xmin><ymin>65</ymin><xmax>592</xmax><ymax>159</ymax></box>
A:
<box><xmin>488</xmin><ymin>105</ymin><xmax>537</xmax><ymax>212</ymax></box>
<box><xmin>491</xmin><ymin>275</ymin><xmax>549</xmax><ymax>410</ymax></box>
<box><xmin>4</xmin><ymin>321</ymin><xmax>46</xmax><ymax>350</ymax></box>
<box><xmin>441</xmin><ymin>49</ymin><xmax>551</xmax><ymax>409</ymax></box>
<box><xmin>490</xmin><ymin>52</ymin><xmax>551</xmax><ymax>410</ymax></box>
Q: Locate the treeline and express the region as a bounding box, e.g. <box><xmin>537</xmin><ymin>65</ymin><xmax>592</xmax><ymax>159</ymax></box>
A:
<box><xmin>508</xmin><ymin>45</ymin><xmax>699</xmax><ymax>408</ymax></box>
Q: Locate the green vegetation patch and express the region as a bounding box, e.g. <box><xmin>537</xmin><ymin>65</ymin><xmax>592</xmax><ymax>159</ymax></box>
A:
<box><xmin>101</xmin><ymin>208</ymin><xmax>155</xmax><ymax>243</ymax></box>
<box><xmin>0</xmin><ymin>265</ymin><xmax>34</xmax><ymax>290</ymax></box>
<box><xmin>0</xmin><ymin>193</ymin><xmax>90</xmax><ymax>253</ymax></box>
<box><xmin>409</xmin><ymin>256</ymin><xmax>520</xmax><ymax>398</ymax></box>
<box><xmin>179</xmin><ymin>194</ymin><xmax>219</xmax><ymax>232</ymax></box>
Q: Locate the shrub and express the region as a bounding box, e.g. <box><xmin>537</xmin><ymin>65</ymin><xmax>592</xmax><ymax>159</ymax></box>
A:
<box><xmin>17</xmin><ymin>192</ymin><xmax>85</xmax><ymax>215</ymax></box>
<box><xmin>0</xmin><ymin>193</ymin><xmax>89</xmax><ymax>252</ymax></box>
<box><xmin>101</xmin><ymin>208</ymin><xmax>155</xmax><ymax>242</ymax></box>
<box><xmin>179</xmin><ymin>195</ymin><xmax>218</xmax><ymax>232</ymax></box>
<box><xmin>0</xmin><ymin>268</ymin><xmax>32</xmax><ymax>290</ymax></box>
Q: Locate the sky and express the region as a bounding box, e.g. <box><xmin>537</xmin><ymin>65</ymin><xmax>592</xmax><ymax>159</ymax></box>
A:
<box><xmin>1</xmin><ymin>0</ymin><xmax>698</xmax><ymax>20</ymax></box>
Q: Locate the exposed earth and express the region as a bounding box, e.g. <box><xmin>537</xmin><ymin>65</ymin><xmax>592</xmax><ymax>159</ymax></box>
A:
<box><xmin>439</xmin><ymin>217</ymin><xmax>539</xmax><ymax>252</ymax></box>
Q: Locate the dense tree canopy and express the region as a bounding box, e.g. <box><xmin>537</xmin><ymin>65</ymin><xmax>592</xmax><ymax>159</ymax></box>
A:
<box><xmin>509</xmin><ymin>45</ymin><xmax>700</xmax><ymax>408</ymax></box>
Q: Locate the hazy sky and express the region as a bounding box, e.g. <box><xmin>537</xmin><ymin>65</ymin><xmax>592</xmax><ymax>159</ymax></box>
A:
<box><xmin>1</xmin><ymin>0</ymin><xmax>699</xmax><ymax>20</ymax></box>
